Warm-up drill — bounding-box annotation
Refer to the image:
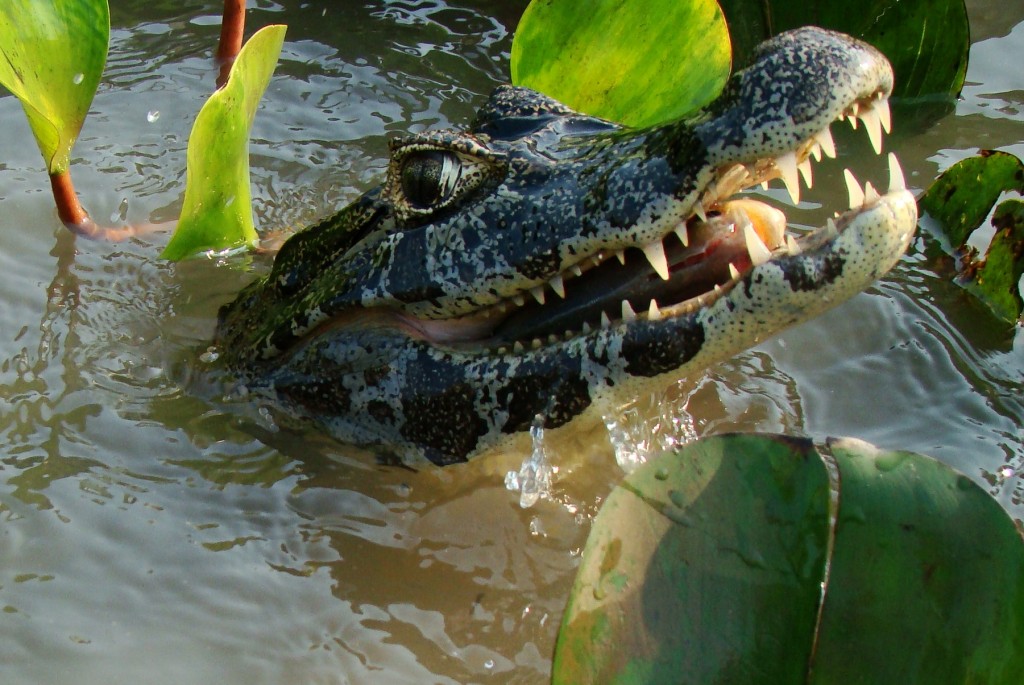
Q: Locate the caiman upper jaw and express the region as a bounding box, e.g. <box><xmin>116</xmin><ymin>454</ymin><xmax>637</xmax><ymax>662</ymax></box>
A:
<box><xmin>388</xmin><ymin>27</ymin><xmax>909</xmax><ymax>351</ymax></box>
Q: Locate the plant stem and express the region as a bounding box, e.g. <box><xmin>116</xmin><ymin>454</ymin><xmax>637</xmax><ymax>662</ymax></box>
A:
<box><xmin>49</xmin><ymin>170</ymin><xmax>89</xmax><ymax>228</ymax></box>
<box><xmin>216</xmin><ymin>0</ymin><xmax>247</xmax><ymax>89</ymax></box>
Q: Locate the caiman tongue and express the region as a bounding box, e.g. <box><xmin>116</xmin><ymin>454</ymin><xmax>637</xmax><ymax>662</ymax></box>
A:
<box><xmin>491</xmin><ymin>199</ymin><xmax>787</xmax><ymax>344</ymax></box>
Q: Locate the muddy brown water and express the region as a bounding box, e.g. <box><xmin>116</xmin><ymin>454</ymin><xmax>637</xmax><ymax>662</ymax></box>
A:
<box><xmin>1</xmin><ymin>1</ymin><xmax>1021</xmax><ymax>683</ymax></box>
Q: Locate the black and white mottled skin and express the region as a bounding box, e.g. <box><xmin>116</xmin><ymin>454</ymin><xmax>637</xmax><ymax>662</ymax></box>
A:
<box><xmin>215</xmin><ymin>27</ymin><xmax>918</xmax><ymax>464</ymax></box>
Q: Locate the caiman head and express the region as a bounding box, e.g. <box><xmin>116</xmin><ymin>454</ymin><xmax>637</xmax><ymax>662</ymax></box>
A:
<box><xmin>214</xmin><ymin>27</ymin><xmax>918</xmax><ymax>465</ymax></box>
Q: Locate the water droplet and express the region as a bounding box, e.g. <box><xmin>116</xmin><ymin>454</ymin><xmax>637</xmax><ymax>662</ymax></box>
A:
<box><xmin>668</xmin><ymin>489</ymin><xmax>687</xmax><ymax>508</ymax></box>
<box><xmin>147</xmin><ymin>110</ymin><xmax>160</xmax><ymax>123</ymax></box>
<box><xmin>873</xmin><ymin>451</ymin><xmax>909</xmax><ymax>472</ymax></box>
<box><xmin>654</xmin><ymin>467</ymin><xmax>670</xmax><ymax>481</ymax></box>
<box><xmin>1000</xmin><ymin>466</ymin><xmax>1015</xmax><ymax>480</ymax></box>
<box><xmin>72</xmin><ymin>73</ymin><xmax>84</xmax><ymax>85</ymax></box>
<box><xmin>110</xmin><ymin>197</ymin><xmax>129</xmax><ymax>224</ymax></box>
<box><xmin>484</xmin><ymin>659</ymin><xmax>494</xmax><ymax>671</ymax></box>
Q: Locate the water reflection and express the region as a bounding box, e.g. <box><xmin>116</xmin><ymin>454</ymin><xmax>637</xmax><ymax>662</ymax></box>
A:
<box><xmin>0</xmin><ymin>1</ymin><xmax>1022</xmax><ymax>683</ymax></box>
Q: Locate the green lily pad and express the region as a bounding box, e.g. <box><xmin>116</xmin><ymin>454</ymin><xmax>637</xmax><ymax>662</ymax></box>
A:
<box><xmin>812</xmin><ymin>438</ymin><xmax>1024</xmax><ymax>683</ymax></box>
<box><xmin>718</xmin><ymin>0</ymin><xmax>969</xmax><ymax>99</ymax></box>
<box><xmin>554</xmin><ymin>434</ymin><xmax>1024</xmax><ymax>684</ymax></box>
<box><xmin>161</xmin><ymin>24</ymin><xmax>287</xmax><ymax>261</ymax></box>
<box><xmin>554</xmin><ymin>434</ymin><xmax>830</xmax><ymax>684</ymax></box>
<box><xmin>0</xmin><ymin>0</ymin><xmax>109</xmax><ymax>174</ymax></box>
<box><xmin>510</xmin><ymin>0</ymin><xmax>731</xmax><ymax>128</ymax></box>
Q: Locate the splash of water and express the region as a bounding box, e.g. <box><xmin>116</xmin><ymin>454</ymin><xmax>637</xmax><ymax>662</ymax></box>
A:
<box><xmin>505</xmin><ymin>419</ymin><xmax>554</xmax><ymax>508</ymax></box>
<box><xmin>603</xmin><ymin>383</ymin><xmax>698</xmax><ymax>473</ymax></box>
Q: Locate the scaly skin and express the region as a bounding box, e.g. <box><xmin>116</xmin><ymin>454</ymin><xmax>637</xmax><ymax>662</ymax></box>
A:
<box><xmin>215</xmin><ymin>27</ymin><xmax>918</xmax><ymax>464</ymax></box>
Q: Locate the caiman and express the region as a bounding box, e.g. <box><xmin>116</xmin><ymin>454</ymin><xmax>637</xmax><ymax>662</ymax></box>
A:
<box><xmin>214</xmin><ymin>27</ymin><xmax>918</xmax><ymax>465</ymax></box>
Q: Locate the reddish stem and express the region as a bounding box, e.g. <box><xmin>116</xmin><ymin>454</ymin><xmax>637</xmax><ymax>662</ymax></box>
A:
<box><xmin>50</xmin><ymin>170</ymin><xmax>164</xmax><ymax>241</ymax></box>
<box><xmin>216</xmin><ymin>0</ymin><xmax>247</xmax><ymax>89</ymax></box>
<box><xmin>49</xmin><ymin>170</ymin><xmax>89</xmax><ymax>228</ymax></box>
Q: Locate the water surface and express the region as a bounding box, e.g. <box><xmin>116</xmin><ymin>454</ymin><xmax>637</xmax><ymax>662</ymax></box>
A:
<box><xmin>1</xmin><ymin>1</ymin><xmax>1021</xmax><ymax>683</ymax></box>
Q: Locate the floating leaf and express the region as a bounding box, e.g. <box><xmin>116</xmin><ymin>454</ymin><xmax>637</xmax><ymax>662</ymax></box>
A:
<box><xmin>717</xmin><ymin>0</ymin><xmax>969</xmax><ymax>99</ymax></box>
<box><xmin>0</xmin><ymin>0</ymin><xmax>109</xmax><ymax>174</ymax></box>
<box><xmin>161</xmin><ymin>24</ymin><xmax>287</xmax><ymax>261</ymax></box>
<box><xmin>962</xmin><ymin>200</ymin><xmax>1024</xmax><ymax>323</ymax></box>
<box><xmin>554</xmin><ymin>434</ymin><xmax>1024</xmax><ymax>684</ymax></box>
<box><xmin>812</xmin><ymin>438</ymin><xmax>1024</xmax><ymax>683</ymax></box>
<box><xmin>919</xmin><ymin>151</ymin><xmax>1024</xmax><ymax>322</ymax></box>
<box><xmin>554</xmin><ymin>434</ymin><xmax>829</xmax><ymax>683</ymax></box>
<box><xmin>919</xmin><ymin>150</ymin><xmax>1024</xmax><ymax>248</ymax></box>
<box><xmin>510</xmin><ymin>0</ymin><xmax>731</xmax><ymax>128</ymax></box>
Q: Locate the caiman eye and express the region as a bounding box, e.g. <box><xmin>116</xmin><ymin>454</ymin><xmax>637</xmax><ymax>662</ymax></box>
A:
<box><xmin>400</xmin><ymin>151</ymin><xmax>461</xmax><ymax>209</ymax></box>
<box><xmin>385</xmin><ymin>134</ymin><xmax>507</xmax><ymax>221</ymax></box>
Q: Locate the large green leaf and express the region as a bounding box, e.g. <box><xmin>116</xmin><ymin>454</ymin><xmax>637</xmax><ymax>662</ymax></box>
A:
<box><xmin>554</xmin><ymin>434</ymin><xmax>830</xmax><ymax>684</ymax></box>
<box><xmin>717</xmin><ymin>0</ymin><xmax>969</xmax><ymax>99</ymax></box>
<box><xmin>161</xmin><ymin>25</ymin><xmax>287</xmax><ymax>261</ymax></box>
<box><xmin>554</xmin><ymin>434</ymin><xmax>1024</xmax><ymax>684</ymax></box>
<box><xmin>0</xmin><ymin>0</ymin><xmax>109</xmax><ymax>174</ymax></box>
<box><xmin>510</xmin><ymin>0</ymin><xmax>731</xmax><ymax>128</ymax></box>
<box><xmin>812</xmin><ymin>438</ymin><xmax>1024</xmax><ymax>683</ymax></box>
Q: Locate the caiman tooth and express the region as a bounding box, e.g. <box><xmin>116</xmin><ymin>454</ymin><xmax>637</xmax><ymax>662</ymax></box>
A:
<box><xmin>744</xmin><ymin>223</ymin><xmax>772</xmax><ymax>267</ymax></box>
<box><xmin>530</xmin><ymin>286</ymin><xmax>546</xmax><ymax>305</ymax></box>
<box><xmin>513</xmin><ymin>341</ymin><xmax>524</xmax><ymax>353</ymax></box>
<box><xmin>600</xmin><ymin>311</ymin><xmax>612</xmax><ymax>328</ymax></box>
<box><xmin>877</xmin><ymin>97</ymin><xmax>892</xmax><ymax>133</ymax></box>
<box><xmin>615</xmin><ymin>250</ymin><xmax>627</xmax><ymax>265</ymax></box>
<box><xmin>513</xmin><ymin>294</ymin><xmax>526</xmax><ymax>307</ymax></box>
<box><xmin>581</xmin><ymin>321</ymin><xmax>592</xmax><ymax>333</ymax></box>
<box><xmin>777</xmin><ymin>151</ymin><xmax>801</xmax><ymax>205</ymax></box>
<box><xmin>648</xmin><ymin>299</ymin><xmax>662</xmax><ymax>320</ymax></box>
<box><xmin>694</xmin><ymin>201</ymin><xmax>708</xmax><ymax>222</ymax></box>
<box><xmin>863</xmin><ymin>181</ymin><xmax>881</xmax><ymax>203</ymax></box>
<box><xmin>786</xmin><ymin>234</ymin><xmax>802</xmax><ymax>255</ymax></box>
<box><xmin>843</xmin><ymin>168</ymin><xmax>865</xmax><ymax>208</ymax></box>
<box><xmin>621</xmin><ymin>299</ymin><xmax>636</xmax><ymax>321</ymax></box>
<box><xmin>887</xmin><ymin>152</ymin><xmax>906</xmax><ymax>191</ymax></box>
<box><xmin>642</xmin><ymin>240</ymin><xmax>671</xmax><ymax>280</ymax></box>
<box><xmin>570</xmin><ymin>264</ymin><xmax>583</xmax><ymax>277</ymax></box>
<box><xmin>549</xmin><ymin>274</ymin><xmax>566</xmax><ymax>299</ymax></box>
<box><xmin>810</xmin><ymin>142</ymin><xmax>822</xmax><ymax>162</ymax></box>
<box><xmin>825</xmin><ymin>217</ymin><xmax>839</xmax><ymax>239</ymax></box>
<box><xmin>860</xmin><ymin>106</ymin><xmax>884</xmax><ymax>154</ymax></box>
<box><xmin>847</xmin><ymin>102</ymin><xmax>860</xmax><ymax>129</ymax></box>
<box><xmin>675</xmin><ymin>224</ymin><xmax>690</xmax><ymax>247</ymax></box>
<box><xmin>813</xmin><ymin>127</ymin><xmax>837</xmax><ymax>159</ymax></box>
<box><xmin>798</xmin><ymin>158</ymin><xmax>814</xmax><ymax>189</ymax></box>
<box><xmin>728</xmin><ymin>262</ymin><xmax>742</xmax><ymax>280</ymax></box>
<box><xmin>531</xmin><ymin>338</ymin><xmax>543</xmax><ymax>349</ymax></box>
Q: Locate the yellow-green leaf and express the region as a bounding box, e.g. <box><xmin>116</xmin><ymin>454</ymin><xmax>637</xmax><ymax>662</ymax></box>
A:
<box><xmin>0</xmin><ymin>0</ymin><xmax>109</xmax><ymax>174</ymax></box>
<box><xmin>510</xmin><ymin>0</ymin><xmax>731</xmax><ymax>128</ymax></box>
<box><xmin>161</xmin><ymin>25</ymin><xmax>287</xmax><ymax>261</ymax></box>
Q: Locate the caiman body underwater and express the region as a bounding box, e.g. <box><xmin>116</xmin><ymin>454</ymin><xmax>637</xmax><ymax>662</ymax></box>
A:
<box><xmin>214</xmin><ymin>27</ymin><xmax>918</xmax><ymax>464</ymax></box>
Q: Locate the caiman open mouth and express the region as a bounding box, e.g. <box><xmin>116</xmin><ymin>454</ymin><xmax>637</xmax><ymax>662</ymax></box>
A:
<box><xmin>388</xmin><ymin>91</ymin><xmax>903</xmax><ymax>352</ymax></box>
